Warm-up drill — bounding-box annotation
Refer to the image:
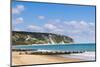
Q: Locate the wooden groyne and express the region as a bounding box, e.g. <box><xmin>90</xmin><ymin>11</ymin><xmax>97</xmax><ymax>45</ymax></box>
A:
<box><xmin>12</xmin><ymin>48</ymin><xmax>85</xmax><ymax>55</ymax></box>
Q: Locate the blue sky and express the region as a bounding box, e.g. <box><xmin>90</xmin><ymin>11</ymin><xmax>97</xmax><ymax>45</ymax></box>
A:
<box><xmin>12</xmin><ymin>1</ymin><xmax>96</xmax><ymax>43</ymax></box>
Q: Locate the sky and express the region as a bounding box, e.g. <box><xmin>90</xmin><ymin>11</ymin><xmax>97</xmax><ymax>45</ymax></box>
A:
<box><xmin>12</xmin><ymin>1</ymin><xmax>96</xmax><ymax>43</ymax></box>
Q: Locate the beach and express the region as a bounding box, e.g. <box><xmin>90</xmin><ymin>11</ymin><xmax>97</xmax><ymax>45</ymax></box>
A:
<box><xmin>12</xmin><ymin>43</ymin><xmax>96</xmax><ymax>66</ymax></box>
<box><xmin>12</xmin><ymin>51</ymin><xmax>81</xmax><ymax>66</ymax></box>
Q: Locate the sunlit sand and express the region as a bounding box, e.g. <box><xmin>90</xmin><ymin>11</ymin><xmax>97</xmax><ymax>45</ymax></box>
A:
<box><xmin>12</xmin><ymin>52</ymin><xmax>81</xmax><ymax>66</ymax></box>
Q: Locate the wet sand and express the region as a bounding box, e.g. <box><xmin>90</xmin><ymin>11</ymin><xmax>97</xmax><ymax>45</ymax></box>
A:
<box><xmin>12</xmin><ymin>52</ymin><xmax>81</xmax><ymax>66</ymax></box>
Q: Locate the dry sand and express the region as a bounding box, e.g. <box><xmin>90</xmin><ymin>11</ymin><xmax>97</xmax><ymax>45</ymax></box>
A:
<box><xmin>12</xmin><ymin>52</ymin><xmax>81</xmax><ymax>66</ymax></box>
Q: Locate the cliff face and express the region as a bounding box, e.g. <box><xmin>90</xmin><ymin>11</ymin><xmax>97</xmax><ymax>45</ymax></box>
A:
<box><xmin>12</xmin><ymin>31</ymin><xmax>74</xmax><ymax>45</ymax></box>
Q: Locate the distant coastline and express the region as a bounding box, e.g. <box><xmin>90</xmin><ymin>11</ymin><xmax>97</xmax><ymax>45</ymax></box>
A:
<box><xmin>12</xmin><ymin>31</ymin><xmax>74</xmax><ymax>45</ymax></box>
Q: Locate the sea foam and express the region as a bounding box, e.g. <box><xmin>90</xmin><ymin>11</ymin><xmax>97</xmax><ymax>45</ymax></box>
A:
<box><xmin>59</xmin><ymin>52</ymin><xmax>95</xmax><ymax>61</ymax></box>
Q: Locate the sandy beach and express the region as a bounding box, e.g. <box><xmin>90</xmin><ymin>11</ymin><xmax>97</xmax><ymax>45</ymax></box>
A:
<box><xmin>12</xmin><ymin>51</ymin><xmax>81</xmax><ymax>66</ymax></box>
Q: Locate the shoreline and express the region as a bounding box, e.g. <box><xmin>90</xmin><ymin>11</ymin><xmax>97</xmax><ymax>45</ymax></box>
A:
<box><xmin>12</xmin><ymin>43</ymin><xmax>95</xmax><ymax>46</ymax></box>
<box><xmin>12</xmin><ymin>51</ymin><xmax>81</xmax><ymax>66</ymax></box>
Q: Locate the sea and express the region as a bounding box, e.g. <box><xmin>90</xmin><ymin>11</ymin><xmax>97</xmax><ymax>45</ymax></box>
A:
<box><xmin>13</xmin><ymin>43</ymin><xmax>96</xmax><ymax>61</ymax></box>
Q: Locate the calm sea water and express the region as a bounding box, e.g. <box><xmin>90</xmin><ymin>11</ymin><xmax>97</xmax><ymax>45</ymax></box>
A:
<box><xmin>13</xmin><ymin>43</ymin><xmax>96</xmax><ymax>52</ymax></box>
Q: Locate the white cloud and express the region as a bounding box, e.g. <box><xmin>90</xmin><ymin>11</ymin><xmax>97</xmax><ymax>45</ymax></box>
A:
<box><xmin>79</xmin><ymin>21</ymin><xmax>88</xmax><ymax>26</ymax></box>
<box><xmin>64</xmin><ymin>20</ymin><xmax>95</xmax><ymax>33</ymax></box>
<box><xmin>64</xmin><ymin>21</ymin><xmax>86</xmax><ymax>29</ymax></box>
<box><xmin>15</xmin><ymin>17</ymin><xmax>23</xmax><ymax>24</ymax></box>
<box><xmin>44</xmin><ymin>23</ymin><xmax>57</xmax><ymax>30</ymax></box>
<box><xmin>12</xmin><ymin>5</ymin><xmax>25</xmax><ymax>14</ymax></box>
<box><xmin>89</xmin><ymin>22</ymin><xmax>95</xmax><ymax>26</ymax></box>
<box><xmin>17</xmin><ymin>5</ymin><xmax>24</xmax><ymax>11</ymax></box>
<box><xmin>12</xmin><ymin>8</ymin><xmax>20</xmax><ymax>14</ymax></box>
<box><xmin>63</xmin><ymin>20</ymin><xmax>95</xmax><ymax>43</ymax></box>
<box><xmin>44</xmin><ymin>23</ymin><xmax>65</xmax><ymax>34</ymax></box>
<box><xmin>27</xmin><ymin>25</ymin><xmax>43</xmax><ymax>32</ymax></box>
<box><xmin>37</xmin><ymin>16</ymin><xmax>45</xmax><ymax>20</ymax></box>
